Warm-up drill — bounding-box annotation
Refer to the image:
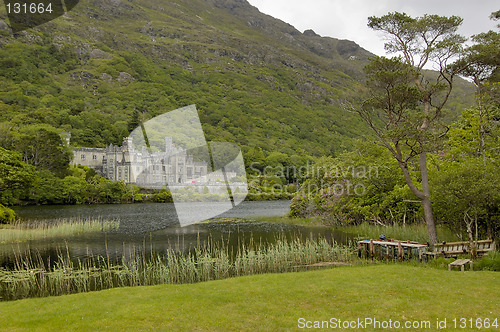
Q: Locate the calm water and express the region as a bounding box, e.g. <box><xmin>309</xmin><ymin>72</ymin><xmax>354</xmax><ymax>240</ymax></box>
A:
<box><xmin>4</xmin><ymin>201</ymin><xmax>353</xmax><ymax>267</ymax></box>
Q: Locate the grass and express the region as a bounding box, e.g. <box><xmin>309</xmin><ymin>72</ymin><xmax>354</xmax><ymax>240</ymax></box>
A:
<box><xmin>335</xmin><ymin>223</ymin><xmax>459</xmax><ymax>243</ymax></box>
<box><xmin>0</xmin><ymin>265</ymin><xmax>497</xmax><ymax>331</ymax></box>
<box><xmin>0</xmin><ymin>236</ymin><xmax>354</xmax><ymax>301</ymax></box>
<box><xmin>252</xmin><ymin>215</ymin><xmax>325</xmax><ymax>226</ymax></box>
<box><xmin>207</xmin><ymin>216</ymin><xmax>325</xmax><ymax>227</ymax></box>
<box><xmin>236</xmin><ymin>216</ymin><xmax>461</xmax><ymax>244</ymax></box>
<box><xmin>0</xmin><ymin>218</ymin><xmax>120</xmax><ymax>243</ymax></box>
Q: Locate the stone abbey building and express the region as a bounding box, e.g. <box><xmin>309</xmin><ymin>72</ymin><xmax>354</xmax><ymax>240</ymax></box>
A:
<box><xmin>72</xmin><ymin>137</ymin><xmax>210</xmax><ymax>187</ymax></box>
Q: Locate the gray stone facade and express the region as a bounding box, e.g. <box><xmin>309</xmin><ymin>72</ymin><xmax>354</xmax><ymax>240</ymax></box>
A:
<box><xmin>73</xmin><ymin>137</ymin><xmax>208</xmax><ymax>186</ymax></box>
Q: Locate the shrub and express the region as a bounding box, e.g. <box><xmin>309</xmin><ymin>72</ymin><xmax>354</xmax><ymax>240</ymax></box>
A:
<box><xmin>0</xmin><ymin>204</ymin><xmax>16</xmax><ymax>224</ymax></box>
<box><xmin>474</xmin><ymin>252</ymin><xmax>500</xmax><ymax>271</ymax></box>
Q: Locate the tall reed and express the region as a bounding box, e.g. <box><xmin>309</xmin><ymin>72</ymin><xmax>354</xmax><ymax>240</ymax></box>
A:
<box><xmin>0</xmin><ymin>218</ymin><xmax>120</xmax><ymax>243</ymax></box>
<box><xmin>0</xmin><ymin>235</ymin><xmax>355</xmax><ymax>301</ymax></box>
<box><xmin>337</xmin><ymin>223</ymin><xmax>459</xmax><ymax>243</ymax></box>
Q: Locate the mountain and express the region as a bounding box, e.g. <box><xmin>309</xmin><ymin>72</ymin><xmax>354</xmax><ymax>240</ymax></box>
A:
<box><xmin>0</xmin><ymin>0</ymin><xmax>473</xmax><ymax>163</ymax></box>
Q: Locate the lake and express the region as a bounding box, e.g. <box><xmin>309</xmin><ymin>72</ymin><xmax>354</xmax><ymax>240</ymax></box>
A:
<box><xmin>3</xmin><ymin>201</ymin><xmax>353</xmax><ymax>267</ymax></box>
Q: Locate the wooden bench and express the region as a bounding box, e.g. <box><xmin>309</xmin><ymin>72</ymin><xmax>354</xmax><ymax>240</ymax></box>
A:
<box><xmin>426</xmin><ymin>240</ymin><xmax>496</xmax><ymax>258</ymax></box>
<box><xmin>448</xmin><ymin>259</ymin><xmax>473</xmax><ymax>271</ymax></box>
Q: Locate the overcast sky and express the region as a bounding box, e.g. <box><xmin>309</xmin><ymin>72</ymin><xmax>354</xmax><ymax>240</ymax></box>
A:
<box><xmin>246</xmin><ymin>0</ymin><xmax>499</xmax><ymax>56</ymax></box>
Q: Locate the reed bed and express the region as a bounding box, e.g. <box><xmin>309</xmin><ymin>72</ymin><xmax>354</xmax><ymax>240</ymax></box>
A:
<box><xmin>0</xmin><ymin>218</ymin><xmax>120</xmax><ymax>244</ymax></box>
<box><xmin>0</xmin><ymin>236</ymin><xmax>356</xmax><ymax>301</ymax></box>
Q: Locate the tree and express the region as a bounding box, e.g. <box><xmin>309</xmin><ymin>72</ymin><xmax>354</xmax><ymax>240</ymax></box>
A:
<box><xmin>436</xmin><ymin>11</ymin><xmax>500</xmax><ymax>244</ymax></box>
<box><xmin>15</xmin><ymin>126</ymin><xmax>72</xmax><ymax>177</ymax></box>
<box><xmin>431</xmin><ymin>159</ymin><xmax>500</xmax><ymax>255</ymax></box>
<box><xmin>454</xmin><ymin>11</ymin><xmax>500</xmax><ymax>163</ymax></box>
<box><xmin>351</xmin><ymin>12</ymin><xmax>466</xmax><ymax>244</ymax></box>
<box><xmin>0</xmin><ymin>147</ymin><xmax>34</xmax><ymax>205</ymax></box>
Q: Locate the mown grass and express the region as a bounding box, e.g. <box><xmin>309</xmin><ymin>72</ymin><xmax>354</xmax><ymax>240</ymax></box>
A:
<box><xmin>0</xmin><ymin>218</ymin><xmax>120</xmax><ymax>243</ymax></box>
<box><xmin>0</xmin><ymin>265</ymin><xmax>497</xmax><ymax>331</ymax></box>
<box><xmin>0</xmin><ymin>236</ymin><xmax>354</xmax><ymax>301</ymax></box>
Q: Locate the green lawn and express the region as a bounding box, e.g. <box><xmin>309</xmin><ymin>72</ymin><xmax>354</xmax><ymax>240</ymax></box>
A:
<box><xmin>0</xmin><ymin>265</ymin><xmax>498</xmax><ymax>331</ymax></box>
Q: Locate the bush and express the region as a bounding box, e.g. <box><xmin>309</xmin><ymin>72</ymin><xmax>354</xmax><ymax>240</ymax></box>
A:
<box><xmin>0</xmin><ymin>204</ymin><xmax>16</xmax><ymax>224</ymax></box>
<box><xmin>474</xmin><ymin>252</ymin><xmax>500</xmax><ymax>271</ymax></box>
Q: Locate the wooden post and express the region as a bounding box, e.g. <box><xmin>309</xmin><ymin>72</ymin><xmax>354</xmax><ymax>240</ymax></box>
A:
<box><xmin>398</xmin><ymin>241</ymin><xmax>402</xmax><ymax>261</ymax></box>
<box><xmin>358</xmin><ymin>242</ymin><xmax>362</xmax><ymax>258</ymax></box>
<box><xmin>370</xmin><ymin>240</ymin><xmax>374</xmax><ymax>259</ymax></box>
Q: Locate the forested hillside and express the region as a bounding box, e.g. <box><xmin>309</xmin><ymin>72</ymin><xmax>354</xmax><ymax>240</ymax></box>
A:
<box><xmin>0</xmin><ymin>0</ymin><xmax>475</xmax><ymax>208</ymax></box>
<box><xmin>0</xmin><ymin>0</ymin><xmax>473</xmax><ymax>155</ymax></box>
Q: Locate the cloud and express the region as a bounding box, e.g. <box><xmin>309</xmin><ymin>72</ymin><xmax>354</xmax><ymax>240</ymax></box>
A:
<box><xmin>247</xmin><ymin>0</ymin><xmax>499</xmax><ymax>56</ymax></box>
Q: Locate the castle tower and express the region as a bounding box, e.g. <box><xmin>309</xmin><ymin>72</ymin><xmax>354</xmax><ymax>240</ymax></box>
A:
<box><xmin>165</xmin><ymin>137</ymin><xmax>173</xmax><ymax>154</ymax></box>
<box><xmin>123</xmin><ymin>137</ymin><xmax>133</xmax><ymax>152</ymax></box>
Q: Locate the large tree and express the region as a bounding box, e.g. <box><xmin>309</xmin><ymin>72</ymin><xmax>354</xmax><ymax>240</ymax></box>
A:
<box><xmin>351</xmin><ymin>13</ymin><xmax>466</xmax><ymax>244</ymax></box>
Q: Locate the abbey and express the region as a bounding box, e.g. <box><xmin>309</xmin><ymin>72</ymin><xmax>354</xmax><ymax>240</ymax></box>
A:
<box><xmin>72</xmin><ymin>137</ymin><xmax>209</xmax><ymax>187</ymax></box>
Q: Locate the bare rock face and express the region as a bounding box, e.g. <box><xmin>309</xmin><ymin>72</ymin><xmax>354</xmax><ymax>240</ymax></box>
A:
<box><xmin>74</xmin><ymin>43</ymin><xmax>92</xmax><ymax>59</ymax></box>
<box><xmin>303</xmin><ymin>29</ymin><xmax>320</xmax><ymax>37</ymax></box>
<box><xmin>0</xmin><ymin>19</ymin><xmax>11</xmax><ymax>32</ymax></box>
<box><xmin>117</xmin><ymin>72</ymin><xmax>135</xmax><ymax>83</ymax></box>
<box><xmin>101</xmin><ymin>73</ymin><xmax>114</xmax><ymax>83</ymax></box>
<box><xmin>208</xmin><ymin>0</ymin><xmax>250</xmax><ymax>11</ymax></box>
<box><xmin>90</xmin><ymin>49</ymin><xmax>112</xmax><ymax>59</ymax></box>
<box><xmin>336</xmin><ymin>40</ymin><xmax>361</xmax><ymax>56</ymax></box>
<box><xmin>70</xmin><ymin>71</ymin><xmax>96</xmax><ymax>82</ymax></box>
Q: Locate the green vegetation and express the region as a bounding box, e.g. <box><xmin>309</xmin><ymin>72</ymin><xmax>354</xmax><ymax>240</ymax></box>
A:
<box><xmin>0</xmin><ymin>265</ymin><xmax>497</xmax><ymax>330</ymax></box>
<box><xmin>337</xmin><ymin>223</ymin><xmax>459</xmax><ymax>244</ymax></box>
<box><xmin>0</xmin><ymin>1</ymin><xmax>475</xmax><ymax>208</ymax></box>
<box><xmin>0</xmin><ymin>217</ymin><xmax>119</xmax><ymax>243</ymax></box>
<box><xmin>0</xmin><ymin>0</ymin><xmax>373</xmax><ymax>166</ymax></box>
<box><xmin>359</xmin><ymin>13</ymin><xmax>473</xmax><ymax>244</ymax></box>
<box><xmin>422</xmin><ymin>253</ymin><xmax>500</xmax><ymax>272</ymax></box>
<box><xmin>0</xmin><ymin>204</ymin><xmax>16</xmax><ymax>224</ymax></box>
<box><xmin>0</xmin><ymin>236</ymin><xmax>353</xmax><ymax>301</ymax></box>
<box><xmin>290</xmin><ymin>11</ymin><xmax>500</xmax><ymax>243</ymax></box>
<box><xmin>253</xmin><ymin>216</ymin><xmax>324</xmax><ymax>226</ymax></box>
<box><xmin>474</xmin><ymin>251</ymin><xmax>500</xmax><ymax>271</ymax></box>
<box><xmin>289</xmin><ymin>135</ymin><xmax>500</xmax><ymax>243</ymax></box>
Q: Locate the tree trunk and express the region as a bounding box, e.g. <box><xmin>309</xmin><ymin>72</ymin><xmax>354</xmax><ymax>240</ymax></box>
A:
<box><xmin>422</xmin><ymin>196</ymin><xmax>438</xmax><ymax>245</ymax></box>
<box><xmin>419</xmin><ymin>152</ymin><xmax>438</xmax><ymax>244</ymax></box>
<box><xmin>398</xmin><ymin>150</ymin><xmax>438</xmax><ymax>244</ymax></box>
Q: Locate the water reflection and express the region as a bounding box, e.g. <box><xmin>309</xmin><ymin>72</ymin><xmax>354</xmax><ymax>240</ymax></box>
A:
<box><xmin>3</xmin><ymin>201</ymin><xmax>355</xmax><ymax>267</ymax></box>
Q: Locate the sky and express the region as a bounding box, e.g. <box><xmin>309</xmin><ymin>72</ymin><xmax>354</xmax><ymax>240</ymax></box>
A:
<box><xmin>246</xmin><ymin>0</ymin><xmax>499</xmax><ymax>57</ymax></box>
